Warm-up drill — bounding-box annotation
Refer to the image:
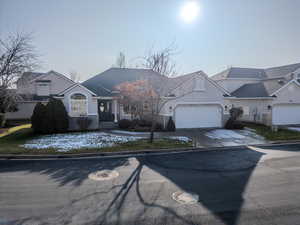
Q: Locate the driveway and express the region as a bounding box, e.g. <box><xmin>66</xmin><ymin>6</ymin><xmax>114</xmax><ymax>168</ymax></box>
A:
<box><xmin>111</xmin><ymin>128</ymin><xmax>268</xmax><ymax>147</ymax></box>
<box><xmin>1</xmin><ymin>144</ymin><xmax>300</xmax><ymax>225</ymax></box>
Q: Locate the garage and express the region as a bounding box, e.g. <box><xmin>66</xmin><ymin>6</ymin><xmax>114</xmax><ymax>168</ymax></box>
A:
<box><xmin>272</xmin><ymin>104</ymin><xmax>300</xmax><ymax>125</ymax></box>
<box><xmin>175</xmin><ymin>104</ymin><xmax>222</xmax><ymax>128</ymax></box>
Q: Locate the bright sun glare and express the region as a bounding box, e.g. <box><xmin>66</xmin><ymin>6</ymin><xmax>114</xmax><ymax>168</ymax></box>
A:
<box><xmin>180</xmin><ymin>1</ymin><xmax>200</xmax><ymax>23</ymax></box>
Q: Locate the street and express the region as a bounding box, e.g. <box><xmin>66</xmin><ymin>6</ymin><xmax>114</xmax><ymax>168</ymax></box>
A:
<box><xmin>1</xmin><ymin>144</ymin><xmax>300</xmax><ymax>225</ymax></box>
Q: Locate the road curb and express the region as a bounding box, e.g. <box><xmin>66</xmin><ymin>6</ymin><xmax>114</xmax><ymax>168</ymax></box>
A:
<box><xmin>1</xmin><ymin>142</ymin><xmax>300</xmax><ymax>160</ymax></box>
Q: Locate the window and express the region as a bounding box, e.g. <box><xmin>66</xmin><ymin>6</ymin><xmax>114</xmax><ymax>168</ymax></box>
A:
<box><xmin>193</xmin><ymin>77</ymin><xmax>205</xmax><ymax>91</ymax></box>
<box><xmin>242</xmin><ymin>106</ymin><xmax>249</xmax><ymax>115</ymax></box>
<box><xmin>36</xmin><ymin>83</ymin><xmax>50</xmax><ymax>96</ymax></box>
<box><xmin>70</xmin><ymin>93</ymin><xmax>87</xmax><ymax>116</ymax></box>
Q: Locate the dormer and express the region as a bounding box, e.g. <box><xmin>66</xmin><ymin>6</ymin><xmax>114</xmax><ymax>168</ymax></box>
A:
<box><xmin>35</xmin><ymin>80</ymin><xmax>51</xmax><ymax>96</ymax></box>
<box><xmin>193</xmin><ymin>76</ymin><xmax>205</xmax><ymax>91</ymax></box>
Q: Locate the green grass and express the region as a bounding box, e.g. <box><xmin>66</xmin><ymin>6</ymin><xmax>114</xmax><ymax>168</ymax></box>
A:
<box><xmin>0</xmin><ymin>128</ymin><xmax>192</xmax><ymax>155</ymax></box>
<box><xmin>245</xmin><ymin>123</ymin><xmax>300</xmax><ymax>141</ymax></box>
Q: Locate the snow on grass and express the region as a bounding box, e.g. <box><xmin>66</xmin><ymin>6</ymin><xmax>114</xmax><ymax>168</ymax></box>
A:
<box><xmin>287</xmin><ymin>127</ymin><xmax>300</xmax><ymax>132</ymax></box>
<box><xmin>167</xmin><ymin>136</ymin><xmax>192</xmax><ymax>142</ymax></box>
<box><xmin>111</xmin><ymin>130</ymin><xmax>150</xmax><ymax>135</ymax></box>
<box><xmin>21</xmin><ymin>132</ymin><xmax>143</xmax><ymax>152</ymax></box>
<box><xmin>205</xmin><ymin>129</ymin><xmax>245</xmax><ymax>139</ymax></box>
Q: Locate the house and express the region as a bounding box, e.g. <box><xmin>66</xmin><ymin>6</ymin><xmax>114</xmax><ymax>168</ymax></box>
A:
<box><xmin>211</xmin><ymin>63</ymin><xmax>300</xmax><ymax>127</ymax></box>
<box><xmin>8</xmin><ymin>68</ymin><xmax>229</xmax><ymax>130</ymax></box>
<box><xmin>6</xmin><ymin>70</ymin><xmax>77</xmax><ymax>121</ymax></box>
<box><xmin>82</xmin><ymin>68</ymin><xmax>229</xmax><ymax>129</ymax></box>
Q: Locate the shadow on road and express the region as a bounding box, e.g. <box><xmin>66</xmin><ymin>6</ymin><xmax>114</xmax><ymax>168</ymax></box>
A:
<box><xmin>97</xmin><ymin>148</ymin><xmax>265</xmax><ymax>225</ymax></box>
<box><xmin>0</xmin><ymin>147</ymin><xmax>267</xmax><ymax>225</ymax></box>
<box><xmin>0</xmin><ymin>157</ymin><xmax>129</xmax><ymax>187</ymax></box>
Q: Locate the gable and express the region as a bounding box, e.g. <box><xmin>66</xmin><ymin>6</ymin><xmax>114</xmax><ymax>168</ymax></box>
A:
<box><xmin>169</xmin><ymin>74</ymin><xmax>227</xmax><ymax>100</ymax></box>
<box><xmin>274</xmin><ymin>81</ymin><xmax>300</xmax><ymax>104</ymax></box>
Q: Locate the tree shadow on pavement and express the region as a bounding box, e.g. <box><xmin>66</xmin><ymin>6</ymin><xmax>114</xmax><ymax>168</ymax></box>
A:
<box><xmin>97</xmin><ymin>148</ymin><xmax>265</xmax><ymax>225</ymax></box>
<box><xmin>0</xmin><ymin>147</ymin><xmax>265</xmax><ymax>225</ymax></box>
<box><xmin>0</xmin><ymin>157</ymin><xmax>129</xmax><ymax>187</ymax></box>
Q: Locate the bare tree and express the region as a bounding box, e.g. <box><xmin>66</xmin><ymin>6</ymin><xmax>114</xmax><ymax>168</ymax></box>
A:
<box><xmin>115</xmin><ymin>52</ymin><xmax>126</xmax><ymax>68</ymax></box>
<box><xmin>0</xmin><ymin>33</ymin><xmax>39</xmax><ymax>127</ymax></box>
<box><xmin>142</xmin><ymin>45</ymin><xmax>178</xmax><ymax>142</ymax></box>
<box><xmin>69</xmin><ymin>70</ymin><xmax>81</xmax><ymax>83</ymax></box>
<box><xmin>143</xmin><ymin>45</ymin><xmax>178</xmax><ymax>142</ymax></box>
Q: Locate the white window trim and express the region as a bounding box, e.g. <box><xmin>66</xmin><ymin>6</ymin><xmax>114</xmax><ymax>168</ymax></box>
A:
<box><xmin>69</xmin><ymin>92</ymin><xmax>89</xmax><ymax>117</ymax></box>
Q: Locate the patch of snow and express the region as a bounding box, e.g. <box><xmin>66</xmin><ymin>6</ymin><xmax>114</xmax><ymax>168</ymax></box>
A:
<box><xmin>112</xmin><ymin>130</ymin><xmax>150</xmax><ymax>135</ymax></box>
<box><xmin>205</xmin><ymin>129</ymin><xmax>245</xmax><ymax>139</ymax></box>
<box><xmin>167</xmin><ymin>136</ymin><xmax>192</xmax><ymax>142</ymax></box>
<box><xmin>21</xmin><ymin>132</ymin><xmax>143</xmax><ymax>152</ymax></box>
<box><xmin>287</xmin><ymin>127</ymin><xmax>300</xmax><ymax>132</ymax></box>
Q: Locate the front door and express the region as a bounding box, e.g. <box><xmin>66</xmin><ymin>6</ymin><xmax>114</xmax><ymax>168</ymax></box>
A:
<box><xmin>98</xmin><ymin>100</ymin><xmax>114</xmax><ymax>121</ymax></box>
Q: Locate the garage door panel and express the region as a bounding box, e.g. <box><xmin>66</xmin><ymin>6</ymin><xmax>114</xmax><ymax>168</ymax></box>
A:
<box><xmin>273</xmin><ymin>104</ymin><xmax>300</xmax><ymax>125</ymax></box>
<box><xmin>175</xmin><ymin>105</ymin><xmax>221</xmax><ymax>128</ymax></box>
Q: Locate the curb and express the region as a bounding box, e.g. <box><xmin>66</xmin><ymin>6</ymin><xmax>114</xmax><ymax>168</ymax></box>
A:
<box><xmin>1</xmin><ymin>142</ymin><xmax>300</xmax><ymax>160</ymax></box>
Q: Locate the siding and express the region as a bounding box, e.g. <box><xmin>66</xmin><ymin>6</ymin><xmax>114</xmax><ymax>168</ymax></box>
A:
<box><xmin>225</xmin><ymin>99</ymin><xmax>272</xmax><ymax>125</ymax></box>
<box><xmin>6</xmin><ymin>102</ymin><xmax>39</xmax><ymax>119</ymax></box>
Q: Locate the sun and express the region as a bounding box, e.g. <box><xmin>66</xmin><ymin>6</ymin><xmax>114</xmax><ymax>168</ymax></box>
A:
<box><xmin>180</xmin><ymin>1</ymin><xmax>200</xmax><ymax>23</ymax></box>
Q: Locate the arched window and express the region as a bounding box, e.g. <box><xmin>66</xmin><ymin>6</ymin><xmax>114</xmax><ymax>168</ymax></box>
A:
<box><xmin>70</xmin><ymin>93</ymin><xmax>87</xmax><ymax>116</ymax></box>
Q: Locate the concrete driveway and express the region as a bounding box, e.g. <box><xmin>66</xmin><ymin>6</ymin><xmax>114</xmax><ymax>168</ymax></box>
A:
<box><xmin>111</xmin><ymin>128</ymin><xmax>268</xmax><ymax>147</ymax></box>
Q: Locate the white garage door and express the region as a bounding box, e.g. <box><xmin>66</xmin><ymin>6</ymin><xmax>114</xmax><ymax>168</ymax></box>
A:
<box><xmin>272</xmin><ymin>104</ymin><xmax>300</xmax><ymax>125</ymax></box>
<box><xmin>175</xmin><ymin>104</ymin><xmax>222</xmax><ymax>128</ymax></box>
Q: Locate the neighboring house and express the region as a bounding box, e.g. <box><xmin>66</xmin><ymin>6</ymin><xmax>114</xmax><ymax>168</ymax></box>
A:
<box><xmin>211</xmin><ymin>63</ymin><xmax>300</xmax><ymax>127</ymax></box>
<box><xmin>6</xmin><ymin>70</ymin><xmax>76</xmax><ymax>120</ymax></box>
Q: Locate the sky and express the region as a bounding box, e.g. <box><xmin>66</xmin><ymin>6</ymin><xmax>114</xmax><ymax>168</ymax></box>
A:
<box><xmin>1</xmin><ymin>0</ymin><xmax>300</xmax><ymax>80</ymax></box>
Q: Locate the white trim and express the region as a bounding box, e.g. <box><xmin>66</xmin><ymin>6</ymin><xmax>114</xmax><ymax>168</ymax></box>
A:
<box><xmin>271</xmin><ymin>79</ymin><xmax>300</xmax><ymax>96</ymax></box>
<box><xmin>93</xmin><ymin>96</ymin><xmax>115</xmax><ymax>100</ymax></box>
<box><xmin>17</xmin><ymin>100</ymin><xmax>48</xmax><ymax>103</ymax></box>
<box><xmin>29</xmin><ymin>70</ymin><xmax>76</xmax><ymax>85</ymax></box>
<box><xmin>58</xmin><ymin>83</ymin><xmax>98</xmax><ymax>96</ymax></box>
<box><xmin>68</xmin><ymin>92</ymin><xmax>89</xmax><ymax>117</ymax></box>
<box><xmin>213</xmin><ymin>78</ymin><xmax>262</xmax><ymax>82</ymax></box>
<box><xmin>168</xmin><ymin>72</ymin><xmax>231</xmax><ymax>96</ymax></box>
<box><xmin>225</xmin><ymin>97</ymin><xmax>274</xmax><ymax>100</ymax></box>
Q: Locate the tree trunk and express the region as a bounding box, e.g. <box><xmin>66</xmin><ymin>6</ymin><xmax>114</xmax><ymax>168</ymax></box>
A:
<box><xmin>0</xmin><ymin>113</ymin><xmax>6</xmax><ymax>128</ymax></box>
<box><xmin>149</xmin><ymin>115</ymin><xmax>156</xmax><ymax>143</ymax></box>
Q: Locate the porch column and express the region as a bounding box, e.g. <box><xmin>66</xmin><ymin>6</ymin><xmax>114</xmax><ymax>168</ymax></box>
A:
<box><xmin>113</xmin><ymin>99</ymin><xmax>118</xmax><ymax>123</ymax></box>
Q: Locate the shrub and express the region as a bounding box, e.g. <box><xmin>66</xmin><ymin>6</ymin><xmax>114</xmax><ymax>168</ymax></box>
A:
<box><xmin>31</xmin><ymin>98</ymin><xmax>69</xmax><ymax>134</ymax></box>
<box><xmin>167</xmin><ymin>117</ymin><xmax>176</xmax><ymax>131</ymax></box>
<box><xmin>0</xmin><ymin>114</ymin><xmax>4</xmax><ymax>127</ymax></box>
<box><xmin>139</xmin><ymin>119</ymin><xmax>152</xmax><ymax>127</ymax></box>
<box><xmin>225</xmin><ymin>107</ymin><xmax>244</xmax><ymax>129</ymax></box>
<box><xmin>118</xmin><ymin>119</ymin><xmax>132</xmax><ymax>129</ymax></box>
<box><xmin>155</xmin><ymin>123</ymin><xmax>163</xmax><ymax>131</ymax></box>
<box><xmin>52</xmin><ymin>98</ymin><xmax>69</xmax><ymax>133</ymax></box>
<box><xmin>76</xmin><ymin>117</ymin><xmax>92</xmax><ymax>130</ymax></box>
<box><xmin>31</xmin><ymin>102</ymin><xmax>47</xmax><ymax>133</ymax></box>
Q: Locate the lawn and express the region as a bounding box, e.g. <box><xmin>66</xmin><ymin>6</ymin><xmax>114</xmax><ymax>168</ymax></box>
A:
<box><xmin>0</xmin><ymin>128</ymin><xmax>192</xmax><ymax>155</ymax></box>
<box><xmin>245</xmin><ymin>123</ymin><xmax>300</xmax><ymax>141</ymax></box>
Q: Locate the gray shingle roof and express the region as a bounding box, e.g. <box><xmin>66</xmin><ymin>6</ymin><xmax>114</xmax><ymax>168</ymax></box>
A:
<box><xmin>81</xmin><ymin>68</ymin><xmax>165</xmax><ymax>96</ymax></box>
<box><xmin>212</xmin><ymin>63</ymin><xmax>300</xmax><ymax>81</ymax></box>
<box><xmin>18</xmin><ymin>72</ymin><xmax>45</xmax><ymax>84</ymax></box>
<box><xmin>211</xmin><ymin>67</ymin><xmax>267</xmax><ymax>80</ymax></box>
<box><xmin>265</xmin><ymin>63</ymin><xmax>300</xmax><ymax>78</ymax></box>
<box><xmin>82</xmin><ymin>68</ymin><xmax>207</xmax><ymax>97</ymax></box>
<box><xmin>230</xmin><ymin>83</ymin><xmax>269</xmax><ymax>97</ymax></box>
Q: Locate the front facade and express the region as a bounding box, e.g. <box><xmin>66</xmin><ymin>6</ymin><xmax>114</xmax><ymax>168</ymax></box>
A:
<box><xmin>9</xmin><ymin>62</ymin><xmax>300</xmax><ymax>130</ymax></box>
<box><xmin>211</xmin><ymin>63</ymin><xmax>300</xmax><ymax>127</ymax></box>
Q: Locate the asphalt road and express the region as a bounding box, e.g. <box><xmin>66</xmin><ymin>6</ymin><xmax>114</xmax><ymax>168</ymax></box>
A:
<box><xmin>1</xmin><ymin>144</ymin><xmax>300</xmax><ymax>225</ymax></box>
